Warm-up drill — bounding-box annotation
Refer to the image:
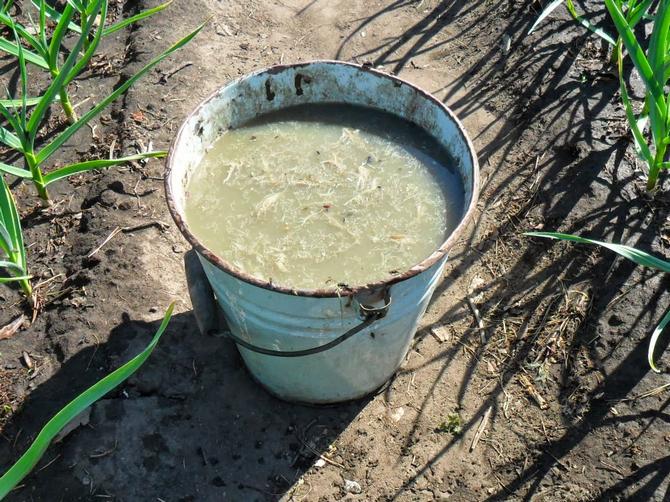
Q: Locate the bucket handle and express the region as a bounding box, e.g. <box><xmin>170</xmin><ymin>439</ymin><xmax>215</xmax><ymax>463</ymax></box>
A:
<box><xmin>185</xmin><ymin>250</ymin><xmax>391</xmax><ymax>358</ymax></box>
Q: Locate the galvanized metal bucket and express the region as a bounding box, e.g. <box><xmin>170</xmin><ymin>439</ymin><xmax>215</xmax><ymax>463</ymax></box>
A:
<box><xmin>165</xmin><ymin>61</ymin><xmax>478</xmax><ymax>404</ymax></box>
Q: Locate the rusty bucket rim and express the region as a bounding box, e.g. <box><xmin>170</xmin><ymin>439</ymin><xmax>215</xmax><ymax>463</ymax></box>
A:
<box><xmin>164</xmin><ymin>59</ymin><xmax>479</xmax><ymax>298</ymax></box>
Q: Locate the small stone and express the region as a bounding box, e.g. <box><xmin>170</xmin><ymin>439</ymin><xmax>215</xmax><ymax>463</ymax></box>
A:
<box><xmin>315</xmin><ymin>458</ymin><xmax>326</xmax><ymax>468</ymax></box>
<box><xmin>344</xmin><ymin>479</ymin><xmax>362</xmax><ymax>494</ymax></box>
<box><xmin>390</xmin><ymin>407</ymin><xmax>405</xmax><ymax>422</ymax></box>
<box><xmin>430</xmin><ymin>325</ymin><xmax>449</xmax><ymax>343</ymax></box>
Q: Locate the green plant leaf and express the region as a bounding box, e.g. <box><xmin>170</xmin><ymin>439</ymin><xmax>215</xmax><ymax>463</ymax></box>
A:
<box><xmin>102</xmin><ymin>0</ymin><xmax>173</xmax><ymax>36</ymax></box>
<box><xmin>0</xmin><ymin>125</ymin><xmax>24</xmax><ymax>152</ymax></box>
<box><xmin>0</xmin><ymin>11</ymin><xmax>48</xmax><ymax>61</ymax></box>
<box><xmin>628</xmin><ymin>0</ymin><xmax>654</xmax><ymax>28</ymax></box>
<box><xmin>0</xmin><ymin>162</ymin><xmax>33</xmax><ymax>179</ymax></box>
<box><xmin>13</xmin><ymin>22</ymin><xmax>28</xmax><ymax>132</ymax></box>
<box><xmin>65</xmin><ymin>0</ymin><xmax>85</xmax><ymax>14</ymax></box>
<box><xmin>47</xmin><ymin>2</ymin><xmax>75</xmax><ymax>70</ymax></box>
<box><xmin>525</xmin><ymin>231</ymin><xmax>670</xmax><ymax>273</ymax></box>
<box><xmin>0</xmin><ymin>1</ymin><xmax>14</xmax><ymax>15</ymax></box>
<box><xmin>38</xmin><ymin>0</ymin><xmax>48</xmax><ymax>49</ymax></box>
<box><xmin>528</xmin><ymin>231</ymin><xmax>670</xmax><ymax>371</ymax></box>
<box><xmin>618</xmin><ymin>56</ymin><xmax>654</xmax><ymax>166</ymax></box>
<box><xmin>0</xmin><ymin>37</ymin><xmax>47</xmax><ymax>69</ymax></box>
<box><xmin>43</xmin><ymin>151</ymin><xmax>166</xmax><ymax>185</ymax></box>
<box><xmin>648</xmin><ymin>0</ymin><xmax>670</xmax><ymax>86</ymax></box>
<box><xmin>0</xmin><ymin>175</ymin><xmax>26</xmax><ymax>273</ymax></box>
<box><xmin>0</xmin><ymin>274</ymin><xmax>30</xmax><ymax>284</ymax></box>
<box><xmin>649</xmin><ymin>306</ymin><xmax>670</xmax><ymax>372</ymax></box>
<box><xmin>0</xmin><ymin>259</ymin><xmax>27</xmax><ymax>275</ymax></box>
<box><xmin>30</xmin><ymin>0</ymin><xmax>81</xmax><ymax>33</ymax></box>
<box><xmin>0</xmin><ymin>303</ymin><xmax>174</xmax><ymax>498</ymax></box>
<box><xmin>528</xmin><ymin>0</ymin><xmax>565</xmax><ymax>34</ymax></box>
<box><xmin>0</xmin><ymin>220</ymin><xmax>14</xmax><ymax>256</ymax></box>
<box><xmin>37</xmin><ymin>24</ymin><xmax>204</xmax><ymax>164</ymax></box>
<box><xmin>566</xmin><ymin>0</ymin><xmax>616</xmax><ymax>45</ymax></box>
<box><xmin>63</xmin><ymin>0</ymin><xmax>107</xmax><ymax>86</ymax></box>
<box><xmin>605</xmin><ymin>0</ymin><xmax>665</xmax><ymax>104</ymax></box>
<box><xmin>28</xmin><ymin>4</ymin><xmax>88</xmax><ymax>143</ymax></box>
<box><xmin>0</xmin><ymin>95</ymin><xmax>57</xmax><ymax>107</ymax></box>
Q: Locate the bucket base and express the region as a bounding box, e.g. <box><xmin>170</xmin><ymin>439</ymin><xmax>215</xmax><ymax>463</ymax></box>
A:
<box><xmin>245</xmin><ymin>362</ymin><xmax>396</xmax><ymax>406</ymax></box>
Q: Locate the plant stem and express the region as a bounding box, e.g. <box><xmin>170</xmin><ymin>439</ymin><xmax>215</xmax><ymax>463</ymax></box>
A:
<box><xmin>18</xmin><ymin>277</ymin><xmax>31</xmax><ymax>297</ymax></box>
<box><xmin>25</xmin><ymin>151</ymin><xmax>49</xmax><ymax>201</ymax></box>
<box><xmin>50</xmin><ymin>67</ymin><xmax>78</xmax><ymax>124</ymax></box>
<box><xmin>648</xmin><ymin>144</ymin><xmax>667</xmax><ymax>191</ymax></box>
<box><xmin>612</xmin><ymin>37</ymin><xmax>622</xmax><ymax>68</ymax></box>
<box><xmin>58</xmin><ymin>87</ymin><xmax>77</xmax><ymax>124</ymax></box>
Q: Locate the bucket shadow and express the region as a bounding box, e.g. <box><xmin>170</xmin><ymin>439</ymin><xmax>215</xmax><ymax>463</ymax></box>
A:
<box><xmin>0</xmin><ymin>310</ymin><xmax>367</xmax><ymax>501</ymax></box>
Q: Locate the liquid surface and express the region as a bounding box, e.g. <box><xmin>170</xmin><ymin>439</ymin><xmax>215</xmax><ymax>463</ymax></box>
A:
<box><xmin>185</xmin><ymin>104</ymin><xmax>464</xmax><ymax>290</ymax></box>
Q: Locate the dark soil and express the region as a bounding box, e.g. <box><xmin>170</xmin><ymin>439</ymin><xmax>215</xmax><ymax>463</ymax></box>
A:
<box><xmin>1</xmin><ymin>0</ymin><xmax>669</xmax><ymax>501</ymax></box>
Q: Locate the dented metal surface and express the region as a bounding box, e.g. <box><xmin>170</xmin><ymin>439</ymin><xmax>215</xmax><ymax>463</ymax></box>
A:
<box><xmin>164</xmin><ymin>61</ymin><xmax>479</xmax><ymax>403</ymax></box>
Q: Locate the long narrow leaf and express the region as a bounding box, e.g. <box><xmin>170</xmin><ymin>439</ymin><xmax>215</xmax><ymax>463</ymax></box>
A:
<box><xmin>43</xmin><ymin>152</ymin><xmax>166</xmax><ymax>185</ymax></box>
<box><xmin>0</xmin><ymin>162</ymin><xmax>33</xmax><ymax>179</ymax></box>
<box><xmin>648</xmin><ymin>0</ymin><xmax>670</xmax><ymax>86</ymax></box>
<box><xmin>0</xmin><ymin>303</ymin><xmax>174</xmax><ymax>498</ymax></box>
<box><xmin>47</xmin><ymin>2</ymin><xmax>75</xmax><ymax>70</ymax></box>
<box><xmin>605</xmin><ymin>0</ymin><xmax>665</xmax><ymax>102</ymax></box>
<box><xmin>0</xmin><ymin>275</ymin><xmax>31</xmax><ymax>284</ymax></box>
<box><xmin>38</xmin><ymin>0</ymin><xmax>47</xmax><ymax>49</ymax></box>
<box><xmin>0</xmin><ymin>95</ymin><xmax>57</xmax><ymax>107</ymax></box>
<box><xmin>628</xmin><ymin>0</ymin><xmax>654</xmax><ymax>28</ymax></box>
<box><xmin>0</xmin><ymin>125</ymin><xmax>24</xmax><ymax>152</ymax></box>
<box><xmin>0</xmin><ymin>37</ymin><xmax>47</xmax><ymax>68</ymax></box>
<box><xmin>525</xmin><ymin>231</ymin><xmax>670</xmax><ymax>273</ymax></box>
<box><xmin>65</xmin><ymin>0</ymin><xmax>85</xmax><ymax>16</ymax></box>
<box><xmin>0</xmin><ymin>259</ymin><xmax>27</xmax><ymax>275</ymax></box>
<box><xmin>0</xmin><ymin>11</ymin><xmax>48</xmax><ymax>61</ymax></box>
<box><xmin>619</xmin><ymin>59</ymin><xmax>655</xmax><ymax>166</ymax></box>
<box><xmin>0</xmin><ymin>175</ymin><xmax>25</xmax><ymax>271</ymax></box>
<box><xmin>29</xmin><ymin>5</ymin><xmax>88</xmax><ymax>143</ymax></box>
<box><xmin>528</xmin><ymin>0</ymin><xmax>565</xmax><ymax>34</ymax></box>
<box><xmin>64</xmin><ymin>0</ymin><xmax>107</xmax><ymax>86</ymax></box>
<box><xmin>30</xmin><ymin>0</ymin><xmax>81</xmax><ymax>33</ymax></box>
<box><xmin>102</xmin><ymin>0</ymin><xmax>173</xmax><ymax>36</ymax></box>
<box><xmin>0</xmin><ymin>1</ymin><xmax>14</xmax><ymax>15</ymax></box>
<box><xmin>13</xmin><ymin>23</ymin><xmax>28</xmax><ymax>132</ymax></box>
<box><xmin>649</xmin><ymin>307</ymin><xmax>670</xmax><ymax>372</ymax></box>
<box><xmin>566</xmin><ymin>0</ymin><xmax>616</xmax><ymax>45</ymax></box>
<box><xmin>615</xmin><ymin>41</ymin><xmax>653</xmax><ymax>167</ymax></box>
<box><xmin>0</xmin><ymin>220</ymin><xmax>13</xmax><ymax>255</ymax></box>
<box><xmin>37</xmin><ymin>24</ymin><xmax>204</xmax><ymax>164</ymax></box>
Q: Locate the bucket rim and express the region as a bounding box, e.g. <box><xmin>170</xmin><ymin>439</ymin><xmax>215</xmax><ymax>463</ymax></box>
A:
<box><xmin>164</xmin><ymin>59</ymin><xmax>479</xmax><ymax>298</ymax></box>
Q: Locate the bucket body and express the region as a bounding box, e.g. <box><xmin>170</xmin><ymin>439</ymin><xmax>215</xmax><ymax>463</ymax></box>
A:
<box><xmin>166</xmin><ymin>61</ymin><xmax>478</xmax><ymax>404</ymax></box>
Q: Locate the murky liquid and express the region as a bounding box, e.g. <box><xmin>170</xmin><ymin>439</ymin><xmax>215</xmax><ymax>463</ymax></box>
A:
<box><xmin>185</xmin><ymin>104</ymin><xmax>464</xmax><ymax>290</ymax></box>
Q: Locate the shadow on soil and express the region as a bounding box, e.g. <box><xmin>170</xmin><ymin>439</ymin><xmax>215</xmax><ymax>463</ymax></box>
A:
<box><xmin>0</xmin><ymin>310</ymin><xmax>366</xmax><ymax>501</ymax></box>
<box><xmin>3</xmin><ymin>1</ymin><xmax>668</xmax><ymax>500</ymax></box>
<box><xmin>339</xmin><ymin>0</ymin><xmax>670</xmax><ymax>500</ymax></box>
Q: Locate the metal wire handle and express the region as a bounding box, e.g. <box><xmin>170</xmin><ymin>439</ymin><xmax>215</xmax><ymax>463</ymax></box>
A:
<box><xmin>185</xmin><ymin>250</ymin><xmax>391</xmax><ymax>358</ymax></box>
